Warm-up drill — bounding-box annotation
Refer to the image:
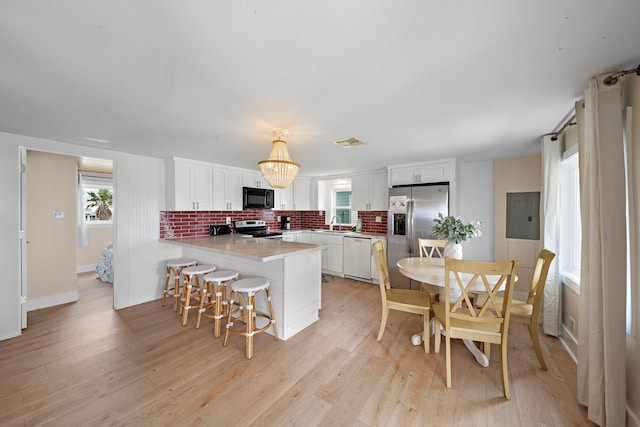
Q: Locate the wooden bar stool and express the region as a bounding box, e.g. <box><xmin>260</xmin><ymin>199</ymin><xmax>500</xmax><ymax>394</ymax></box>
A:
<box><xmin>161</xmin><ymin>258</ymin><xmax>197</xmax><ymax>311</ymax></box>
<box><xmin>223</xmin><ymin>277</ymin><xmax>278</xmax><ymax>359</ymax></box>
<box><xmin>198</xmin><ymin>270</ymin><xmax>239</xmax><ymax>336</ymax></box>
<box><xmin>180</xmin><ymin>264</ymin><xmax>216</xmax><ymax>326</ymax></box>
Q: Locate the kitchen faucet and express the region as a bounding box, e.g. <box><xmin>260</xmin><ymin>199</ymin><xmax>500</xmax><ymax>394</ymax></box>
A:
<box><xmin>329</xmin><ymin>215</ymin><xmax>341</xmax><ymax>231</ymax></box>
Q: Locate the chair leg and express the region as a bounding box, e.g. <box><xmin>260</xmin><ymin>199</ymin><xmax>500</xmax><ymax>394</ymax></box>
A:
<box><xmin>376</xmin><ymin>306</ymin><xmax>389</xmax><ymax>341</ymax></box>
<box><xmin>500</xmin><ymin>342</ymin><xmax>511</xmax><ymax>400</ymax></box>
<box><xmin>161</xmin><ymin>266</ymin><xmax>171</xmax><ymax>307</ymax></box>
<box><xmin>528</xmin><ymin>321</ymin><xmax>548</xmax><ymax>371</ymax></box>
<box><xmin>245</xmin><ymin>294</ymin><xmax>255</xmax><ymax>359</ymax></box>
<box><xmin>265</xmin><ymin>287</ymin><xmax>279</xmax><ymax>340</ymax></box>
<box><xmin>223</xmin><ymin>291</ymin><xmax>235</xmax><ymax>346</ymax></box>
<box><xmin>422</xmin><ymin>309</ymin><xmax>430</xmax><ymax>353</ymax></box>
<box><xmin>445</xmin><ymin>333</ymin><xmax>452</xmax><ymax>388</ymax></box>
<box><xmin>434</xmin><ymin>319</ymin><xmax>441</xmax><ymax>353</ymax></box>
<box><xmin>483</xmin><ymin>342</ymin><xmax>491</xmax><ymax>362</ymax></box>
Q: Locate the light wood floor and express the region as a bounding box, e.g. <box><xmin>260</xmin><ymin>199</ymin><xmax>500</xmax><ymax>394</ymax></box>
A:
<box><xmin>0</xmin><ymin>273</ymin><xmax>594</xmax><ymax>426</ymax></box>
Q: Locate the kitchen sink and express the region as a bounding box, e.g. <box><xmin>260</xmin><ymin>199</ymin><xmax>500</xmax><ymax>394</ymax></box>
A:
<box><xmin>310</xmin><ymin>229</ymin><xmax>356</xmax><ymax>235</ymax></box>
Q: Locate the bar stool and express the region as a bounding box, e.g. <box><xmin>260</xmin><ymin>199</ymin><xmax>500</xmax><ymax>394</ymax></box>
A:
<box><xmin>223</xmin><ymin>277</ymin><xmax>278</xmax><ymax>359</ymax></box>
<box><xmin>161</xmin><ymin>258</ymin><xmax>197</xmax><ymax>311</ymax></box>
<box><xmin>198</xmin><ymin>270</ymin><xmax>239</xmax><ymax>336</ymax></box>
<box><xmin>180</xmin><ymin>264</ymin><xmax>216</xmax><ymax>326</ymax></box>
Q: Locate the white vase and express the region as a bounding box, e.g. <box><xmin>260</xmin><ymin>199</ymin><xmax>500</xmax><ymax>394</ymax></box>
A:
<box><xmin>444</xmin><ymin>241</ymin><xmax>463</xmax><ymax>259</ymax></box>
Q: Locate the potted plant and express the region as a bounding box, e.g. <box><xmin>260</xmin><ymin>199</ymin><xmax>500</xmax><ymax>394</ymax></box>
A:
<box><xmin>431</xmin><ymin>213</ymin><xmax>482</xmax><ymax>259</ymax></box>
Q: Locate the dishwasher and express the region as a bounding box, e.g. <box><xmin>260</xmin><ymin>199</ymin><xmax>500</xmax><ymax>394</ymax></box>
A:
<box><xmin>343</xmin><ymin>235</ymin><xmax>373</xmax><ymax>281</ymax></box>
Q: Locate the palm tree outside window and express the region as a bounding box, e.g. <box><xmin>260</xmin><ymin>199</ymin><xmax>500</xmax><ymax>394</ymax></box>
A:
<box><xmin>335</xmin><ymin>190</ymin><xmax>351</xmax><ymax>225</ymax></box>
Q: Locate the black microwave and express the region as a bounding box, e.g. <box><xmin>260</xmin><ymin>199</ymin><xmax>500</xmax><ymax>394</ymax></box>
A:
<box><xmin>243</xmin><ymin>187</ymin><xmax>274</xmax><ymax>209</ymax></box>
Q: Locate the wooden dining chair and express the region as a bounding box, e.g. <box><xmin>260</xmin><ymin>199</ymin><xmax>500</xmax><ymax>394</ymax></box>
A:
<box><xmin>417</xmin><ymin>238</ymin><xmax>447</xmax><ymax>301</ymax></box>
<box><xmin>433</xmin><ymin>257</ymin><xmax>519</xmax><ymax>399</ymax></box>
<box><xmin>372</xmin><ymin>240</ymin><xmax>432</xmax><ymax>352</ymax></box>
<box><xmin>417</xmin><ymin>238</ymin><xmax>447</xmax><ymax>258</ymax></box>
<box><xmin>474</xmin><ymin>248</ymin><xmax>556</xmax><ymax>370</ymax></box>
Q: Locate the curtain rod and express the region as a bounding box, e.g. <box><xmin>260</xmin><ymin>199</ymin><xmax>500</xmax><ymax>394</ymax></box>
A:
<box><xmin>549</xmin><ymin>115</ymin><xmax>576</xmax><ymax>141</ymax></box>
<box><xmin>603</xmin><ymin>63</ymin><xmax>640</xmax><ymax>86</ymax></box>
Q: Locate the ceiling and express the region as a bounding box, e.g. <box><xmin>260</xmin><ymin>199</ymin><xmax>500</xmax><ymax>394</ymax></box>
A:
<box><xmin>1</xmin><ymin>2</ymin><xmax>639</xmax><ymax>177</ymax></box>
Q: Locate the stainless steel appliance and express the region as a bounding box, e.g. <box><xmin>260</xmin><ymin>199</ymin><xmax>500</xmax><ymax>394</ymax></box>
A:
<box><xmin>242</xmin><ymin>187</ymin><xmax>275</xmax><ymax>209</ymax></box>
<box><xmin>387</xmin><ymin>183</ymin><xmax>449</xmax><ymax>289</ymax></box>
<box><xmin>234</xmin><ymin>220</ymin><xmax>282</xmax><ymax>238</ymax></box>
<box><xmin>343</xmin><ymin>235</ymin><xmax>373</xmax><ymax>281</ymax></box>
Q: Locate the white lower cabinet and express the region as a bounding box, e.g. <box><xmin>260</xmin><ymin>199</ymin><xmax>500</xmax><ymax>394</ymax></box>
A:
<box><xmin>308</xmin><ymin>232</ymin><xmax>343</xmax><ymax>276</ymax></box>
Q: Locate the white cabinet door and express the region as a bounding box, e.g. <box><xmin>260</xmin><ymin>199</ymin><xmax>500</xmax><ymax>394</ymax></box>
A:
<box><xmin>213</xmin><ymin>166</ymin><xmax>243</xmax><ymax>211</ymax></box>
<box><xmin>352</xmin><ymin>171</ymin><xmax>388</xmax><ymax>211</ymax></box>
<box><xmin>174</xmin><ymin>159</ymin><xmax>213</xmax><ymax>210</ymax></box>
<box><xmin>293</xmin><ymin>177</ymin><xmax>310</xmax><ymax>210</ymax></box>
<box><xmin>351</xmin><ymin>174</ymin><xmax>370</xmax><ymax>211</ymax></box>
<box><xmin>242</xmin><ymin>170</ymin><xmax>268</xmax><ymax>189</ymax></box>
<box><xmin>299</xmin><ymin>231</ymin><xmax>312</xmax><ymax>244</ymax></box>
<box><xmin>390</xmin><ymin>160</ymin><xmax>453</xmax><ymax>186</ymax></box>
<box><xmin>369</xmin><ymin>171</ymin><xmax>388</xmax><ymax>210</ymax></box>
<box><xmin>390</xmin><ymin>166</ymin><xmax>416</xmax><ymax>186</ymax></box>
<box><xmin>274</xmin><ymin>186</ymin><xmax>293</xmax><ymax>210</ymax></box>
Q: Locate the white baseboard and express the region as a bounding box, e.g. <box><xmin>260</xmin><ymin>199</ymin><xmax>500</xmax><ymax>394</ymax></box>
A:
<box><xmin>25</xmin><ymin>291</ymin><xmax>79</xmax><ymax>312</ymax></box>
<box><xmin>77</xmin><ymin>264</ymin><xmax>96</xmax><ymax>273</ymax></box>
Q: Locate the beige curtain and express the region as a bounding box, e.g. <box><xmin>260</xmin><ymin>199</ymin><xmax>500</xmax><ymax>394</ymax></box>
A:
<box><xmin>540</xmin><ymin>135</ymin><xmax>561</xmax><ymax>336</ymax></box>
<box><xmin>576</xmin><ymin>76</ymin><xmax>627</xmax><ymax>426</ymax></box>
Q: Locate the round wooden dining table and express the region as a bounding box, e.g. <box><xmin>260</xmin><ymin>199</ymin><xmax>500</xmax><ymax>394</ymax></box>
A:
<box><xmin>396</xmin><ymin>257</ymin><xmax>515</xmax><ymax>367</ymax></box>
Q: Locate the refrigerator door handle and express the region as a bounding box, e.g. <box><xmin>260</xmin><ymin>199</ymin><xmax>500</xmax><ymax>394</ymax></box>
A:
<box><xmin>406</xmin><ymin>200</ymin><xmax>413</xmax><ymax>254</ymax></box>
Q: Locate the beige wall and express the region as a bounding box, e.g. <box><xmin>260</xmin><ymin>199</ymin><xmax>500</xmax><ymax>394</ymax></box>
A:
<box><xmin>26</xmin><ymin>151</ymin><xmax>77</xmax><ymax>299</ymax></box>
<box><xmin>494</xmin><ymin>154</ymin><xmax>542</xmax><ymax>297</ymax></box>
<box><xmin>76</xmin><ymin>225</ymin><xmax>113</xmax><ymax>271</ymax></box>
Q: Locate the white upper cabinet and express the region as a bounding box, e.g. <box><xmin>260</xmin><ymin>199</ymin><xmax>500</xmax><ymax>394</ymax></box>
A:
<box><xmin>292</xmin><ymin>177</ymin><xmax>310</xmax><ymax>210</ymax></box>
<box><xmin>389</xmin><ymin>159</ymin><xmax>454</xmax><ymax>186</ymax></box>
<box><xmin>212</xmin><ymin>166</ymin><xmax>243</xmax><ymax>211</ymax></box>
<box><xmin>242</xmin><ymin>170</ymin><xmax>268</xmax><ymax>189</ymax></box>
<box><xmin>274</xmin><ymin>177</ymin><xmax>310</xmax><ymax>210</ymax></box>
<box><xmin>352</xmin><ymin>170</ymin><xmax>388</xmax><ymax>211</ymax></box>
<box><xmin>274</xmin><ymin>186</ymin><xmax>293</xmax><ymax>210</ymax></box>
<box><xmin>174</xmin><ymin>158</ymin><xmax>213</xmax><ymax>210</ymax></box>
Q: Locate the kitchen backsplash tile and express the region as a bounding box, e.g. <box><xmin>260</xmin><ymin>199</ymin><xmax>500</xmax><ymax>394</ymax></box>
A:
<box><xmin>160</xmin><ymin>210</ymin><xmax>388</xmax><ymax>238</ymax></box>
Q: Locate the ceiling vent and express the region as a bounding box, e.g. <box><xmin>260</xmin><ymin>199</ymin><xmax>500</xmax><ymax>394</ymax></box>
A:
<box><xmin>333</xmin><ymin>137</ymin><xmax>364</xmax><ymax>148</ymax></box>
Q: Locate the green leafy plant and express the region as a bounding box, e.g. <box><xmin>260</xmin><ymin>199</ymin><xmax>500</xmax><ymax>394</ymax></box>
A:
<box><xmin>86</xmin><ymin>189</ymin><xmax>113</xmax><ymax>220</ymax></box>
<box><xmin>432</xmin><ymin>213</ymin><xmax>482</xmax><ymax>244</ymax></box>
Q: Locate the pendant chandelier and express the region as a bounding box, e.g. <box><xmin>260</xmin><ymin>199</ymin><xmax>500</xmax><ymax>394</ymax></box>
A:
<box><xmin>258</xmin><ymin>129</ymin><xmax>300</xmax><ymax>189</ymax></box>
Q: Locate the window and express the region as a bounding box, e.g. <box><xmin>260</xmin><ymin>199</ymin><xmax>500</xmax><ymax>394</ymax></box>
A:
<box><xmin>335</xmin><ymin>191</ymin><xmax>352</xmax><ymax>224</ymax></box>
<box><xmin>559</xmin><ymin>149</ymin><xmax>581</xmax><ymax>288</ymax></box>
<box><xmin>81</xmin><ymin>173</ymin><xmax>114</xmax><ymax>223</ymax></box>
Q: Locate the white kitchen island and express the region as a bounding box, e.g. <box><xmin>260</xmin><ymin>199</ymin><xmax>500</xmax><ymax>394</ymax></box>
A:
<box><xmin>161</xmin><ymin>235</ymin><xmax>322</xmax><ymax>340</ymax></box>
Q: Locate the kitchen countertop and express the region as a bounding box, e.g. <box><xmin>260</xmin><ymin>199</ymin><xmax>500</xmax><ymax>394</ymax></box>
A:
<box><xmin>161</xmin><ymin>235</ymin><xmax>321</xmax><ymax>262</ymax></box>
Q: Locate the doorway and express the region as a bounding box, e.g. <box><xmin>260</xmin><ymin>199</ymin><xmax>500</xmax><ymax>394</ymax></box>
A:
<box><xmin>21</xmin><ymin>150</ymin><xmax>114</xmax><ymax>329</ymax></box>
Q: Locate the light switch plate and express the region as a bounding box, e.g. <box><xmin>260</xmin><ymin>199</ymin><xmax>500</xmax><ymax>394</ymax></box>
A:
<box><xmin>51</xmin><ymin>210</ymin><xmax>64</xmax><ymax>219</ymax></box>
<box><xmin>226</xmin><ymin>217</ymin><xmax>231</xmax><ymax>224</ymax></box>
<box><xmin>375</xmin><ymin>216</ymin><xmax>382</xmax><ymax>222</ymax></box>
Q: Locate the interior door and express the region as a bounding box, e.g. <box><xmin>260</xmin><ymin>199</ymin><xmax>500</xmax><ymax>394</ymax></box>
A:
<box><xmin>19</xmin><ymin>149</ymin><xmax>27</xmax><ymax>328</ymax></box>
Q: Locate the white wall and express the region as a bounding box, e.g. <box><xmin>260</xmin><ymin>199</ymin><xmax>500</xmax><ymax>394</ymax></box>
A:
<box><xmin>457</xmin><ymin>160</ymin><xmax>494</xmax><ymax>261</ymax></box>
<box><xmin>0</xmin><ymin>132</ymin><xmax>181</xmax><ymax>340</ymax></box>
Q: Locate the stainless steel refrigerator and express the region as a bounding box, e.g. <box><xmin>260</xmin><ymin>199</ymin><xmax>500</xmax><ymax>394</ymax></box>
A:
<box><xmin>387</xmin><ymin>183</ymin><xmax>449</xmax><ymax>289</ymax></box>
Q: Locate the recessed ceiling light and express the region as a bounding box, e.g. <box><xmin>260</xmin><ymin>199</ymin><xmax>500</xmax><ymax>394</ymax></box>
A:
<box><xmin>333</xmin><ymin>137</ymin><xmax>364</xmax><ymax>148</ymax></box>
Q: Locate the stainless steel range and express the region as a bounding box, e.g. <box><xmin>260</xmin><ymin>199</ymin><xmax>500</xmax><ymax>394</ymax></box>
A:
<box><xmin>234</xmin><ymin>220</ymin><xmax>283</xmax><ymax>238</ymax></box>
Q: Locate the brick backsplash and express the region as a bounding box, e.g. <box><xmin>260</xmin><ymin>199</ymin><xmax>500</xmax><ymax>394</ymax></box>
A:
<box><xmin>160</xmin><ymin>210</ymin><xmax>388</xmax><ymax>238</ymax></box>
